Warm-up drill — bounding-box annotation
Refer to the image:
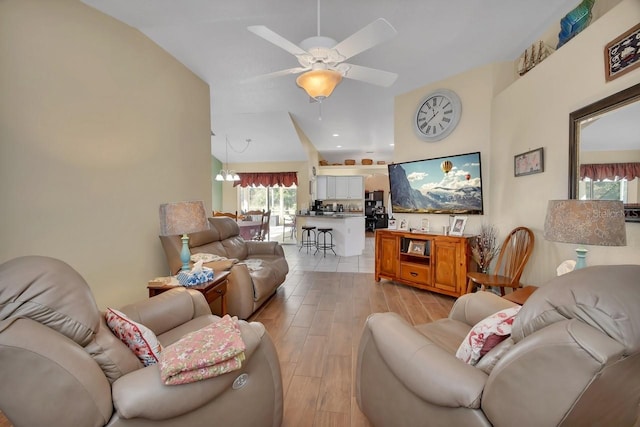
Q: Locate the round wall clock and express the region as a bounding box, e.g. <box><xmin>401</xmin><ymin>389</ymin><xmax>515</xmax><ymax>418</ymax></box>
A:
<box><xmin>414</xmin><ymin>89</ymin><xmax>462</xmax><ymax>142</ymax></box>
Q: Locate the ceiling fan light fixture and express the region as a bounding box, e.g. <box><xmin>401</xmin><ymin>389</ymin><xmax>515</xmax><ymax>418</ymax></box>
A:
<box><xmin>296</xmin><ymin>68</ymin><xmax>342</xmax><ymax>100</ymax></box>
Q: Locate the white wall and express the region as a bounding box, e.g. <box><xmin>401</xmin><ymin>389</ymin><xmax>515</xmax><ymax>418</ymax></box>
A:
<box><xmin>394</xmin><ymin>62</ymin><xmax>507</xmax><ymax>232</ymax></box>
<box><xmin>0</xmin><ymin>0</ymin><xmax>211</xmax><ymax>308</ymax></box>
<box><xmin>491</xmin><ymin>0</ymin><xmax>640</xmax><ymax>286</ymax></box>
<box><xmin>393</xmin><ymin>0</ymin><xmax>640</xmax><ymax>287</ymax></box>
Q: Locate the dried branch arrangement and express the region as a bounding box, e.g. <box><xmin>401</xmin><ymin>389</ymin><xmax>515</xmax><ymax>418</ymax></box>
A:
<box><xmin>470</xmin><ymin>224</ymin><xmax>500</xmax><ymax>273</ymax></box>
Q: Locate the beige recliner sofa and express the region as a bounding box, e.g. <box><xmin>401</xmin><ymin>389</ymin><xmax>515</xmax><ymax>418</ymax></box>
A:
<box><xmin>0</xmin><ymin>256</ymin><xmax>283</xmax><ymax>427</ymax></box>
<box><xmin>160</xmin><ymin>217</ymin><xmax>289</xmax><ymax>319</ymax></box>
<box><xmin>356</xmin><ymin>265</ymin><xmax>640</xmax><ymax>427</ymax></box>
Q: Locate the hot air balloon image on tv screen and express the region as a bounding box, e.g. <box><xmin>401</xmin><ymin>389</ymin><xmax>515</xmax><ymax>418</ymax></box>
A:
<box><xmin>387</xmin><ymin>152</ymin><xmax>483</xmax><ymax>215</ymax></box>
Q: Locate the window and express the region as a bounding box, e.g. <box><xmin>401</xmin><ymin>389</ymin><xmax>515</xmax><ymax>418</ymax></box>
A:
<box><xmin>580</xmin><ymin>178</ymin><xmax>628</xmax><ymax>202</ymax></box>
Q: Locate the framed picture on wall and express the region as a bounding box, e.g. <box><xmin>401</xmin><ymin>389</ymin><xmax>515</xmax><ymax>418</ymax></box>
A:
<box><xmin>514</xmin><ymin>147</ymin><xmax>544</xmax><ymax>177</ymax></box>
<box><xmin>604</xmin><ymin>23</ymin><xmax>640</xmax><ymax>82</ymax></box>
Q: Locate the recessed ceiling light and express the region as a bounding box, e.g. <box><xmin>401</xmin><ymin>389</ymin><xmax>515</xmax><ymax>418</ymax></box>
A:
<box><xmin>332</xmin><ymin>133</ymin><xmax>339</xmax><ymax>137</ymax></box>
<box><xmin>336</xmin><ymin>145</ymin><xmax>342</xmax><ymax>148</ymax></box>
<box><xmin>389</xmin><ymin>143</ymin><xmax>395</xmax><ymax>146</ymax></box>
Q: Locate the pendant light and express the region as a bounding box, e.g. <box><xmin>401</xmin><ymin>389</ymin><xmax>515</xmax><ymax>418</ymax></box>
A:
<box><xmin>215</xmin><ymin>136</ymin><xmax>240</xmax><ymax>182</ymax></box>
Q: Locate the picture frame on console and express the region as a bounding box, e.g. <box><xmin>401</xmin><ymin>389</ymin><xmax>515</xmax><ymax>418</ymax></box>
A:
<box><xmin>449</xmin><ymin>216</ymin><xmax>468</xmax><ymax>236</ymax></box>
<box><xmin>407</xmin><ymin>240</ymin><xmax>426</xmax><ymax>256</ymax></box>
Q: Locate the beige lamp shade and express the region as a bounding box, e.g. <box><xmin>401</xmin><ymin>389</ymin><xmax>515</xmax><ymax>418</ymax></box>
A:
<box><xmin>159</xmin><ymin>200</ymin><xmax>209</xmax><ymax>236</ymax></box>
<box><xmin>543</xmin><ymin>200</ymin><xmax>626</xmax><ymax>246</ymax></box>
<box><xmin>296</xmin><ymin>69</ymin><xmax>343</xmax><ymax>99</ymax></box>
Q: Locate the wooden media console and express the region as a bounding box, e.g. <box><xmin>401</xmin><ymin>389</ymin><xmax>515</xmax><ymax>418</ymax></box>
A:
<box><xmin>375</xmin><ymin>229</ymin><xmax>474</xmax><ymax>298</ymax></box>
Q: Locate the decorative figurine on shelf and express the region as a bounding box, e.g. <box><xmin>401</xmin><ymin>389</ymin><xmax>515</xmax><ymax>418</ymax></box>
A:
<box><xmin>470</xmin><ymin>224</ymin><xmax>500</xmax><ymax>273</ymax></box>
<box><xmin>557</xmin><ymin>0</ymin><xmax>595</xmax><ymax>49</ymax></box>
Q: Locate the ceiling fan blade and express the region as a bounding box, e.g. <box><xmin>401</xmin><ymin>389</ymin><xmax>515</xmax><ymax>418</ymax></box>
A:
<box><xmin>339</xmin><ymin>63</ymin><xmax>398</xmax><ymax>87</ymax></box>
<box><xmin>247</xmin><ymin>25</ymin><xmax>308</xmax><ymax>56</ymax></box>
<box><xmin>333</xmin><ymin>18</ymin><xmax>397</xmax><ymax>61</ymax></box>
<box><xmin>241</xmin><ymin>67</ymin><xmax>309</xmax><ymax>83</ymax></box>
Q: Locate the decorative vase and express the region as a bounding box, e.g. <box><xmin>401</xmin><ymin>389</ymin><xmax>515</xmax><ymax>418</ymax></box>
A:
<box><xmin>557</xmin><ymin>0</ymin><xmax>595</xmax><ymax>49</ymax></box>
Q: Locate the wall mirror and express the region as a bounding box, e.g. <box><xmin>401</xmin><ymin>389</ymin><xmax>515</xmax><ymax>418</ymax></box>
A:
<box><xmin>569</xmin><ymin>81</ymin><xmax>640</xmax><ymax>222</ymax></box>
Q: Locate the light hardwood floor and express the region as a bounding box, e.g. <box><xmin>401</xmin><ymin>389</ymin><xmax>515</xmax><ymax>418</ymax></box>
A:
<box><xmin>249</xmin><ymin>270</ymin><xmax>456</xmax><ymax>427</ymax></box>
<box><xmin>0</xmin><ymin>272</ymin><xmax>455</xmax><ymax>427</ymax></box>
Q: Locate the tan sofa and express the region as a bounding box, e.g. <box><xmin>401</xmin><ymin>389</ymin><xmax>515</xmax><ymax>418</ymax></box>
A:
<box><xmin>160</xmin><ymin>216</ymin><xmax>289</xmax><ymax>320</ymax></box>
<box><xmin>356</xmin><ymin>265</ymin><xmax>640</xmax><ymax>426</ymax></box>
<box><xmin>0</xmin><ymin>255</ymin><xmax>283</xmax><ymax>427</ymax></box>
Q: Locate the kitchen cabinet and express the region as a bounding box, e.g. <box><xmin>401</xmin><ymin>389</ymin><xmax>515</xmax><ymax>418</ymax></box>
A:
<box><xmin>334</xmin><ymin>176</ymin><xmax>363</xmax><ymax>199</ymax></box>
<box><xmin>347</xmin><ymin>176</ymin><xmax>363</xmax><ymax>199</ymax></box>
<box><xmin>316</xmin><ymin>176</ymin><xmax>327</xmax><ymax>200</ymax></box>
<box><xmin>316</xmin><ymin>175</ymin><xmax>363</xmax><ymax>200</ymax></box>
<box><xmin>326</xmin><ymin>176</ymin><xmax>336</xmax><ymax>199</ymax></box>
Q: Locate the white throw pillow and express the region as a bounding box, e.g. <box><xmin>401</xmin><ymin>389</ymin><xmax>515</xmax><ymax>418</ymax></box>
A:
<box><xmin>456</xmin><ymin>306</ymin><xmax>521</xmax><ymax>365</ymax></box>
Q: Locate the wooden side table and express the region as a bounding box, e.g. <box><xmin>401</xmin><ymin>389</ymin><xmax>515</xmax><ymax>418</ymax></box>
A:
<box><xmin>147</xmin><ymin>270</ymin><xmax>230</xmax><ymax>316</ymax></box>
<box><xmin>503</xmin><ymin>285</ymin><xmax>538</xmax><ymax>305</ymax></box>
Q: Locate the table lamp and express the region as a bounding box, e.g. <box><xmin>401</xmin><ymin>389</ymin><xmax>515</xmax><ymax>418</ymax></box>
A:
<box><xmin>159</xmin><ymin>200</ymin><xmax>210</xmax><ymax>271</ymax></box>
<box><xmin>543</xmin><ymin>200</ymin><xmax>626</xmax><ymax>269</ymax></box>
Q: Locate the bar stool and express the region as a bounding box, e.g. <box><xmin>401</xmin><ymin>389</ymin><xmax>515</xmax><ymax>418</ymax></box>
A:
<box><xmin>315</xmin><ymin>228</ymin><xmax>336</xmax><ymax>257</ymax></box>
<box><xmin>300</xmin><ymin>226</ymin><xmax>317</xmax><ymax>254</ymax></box>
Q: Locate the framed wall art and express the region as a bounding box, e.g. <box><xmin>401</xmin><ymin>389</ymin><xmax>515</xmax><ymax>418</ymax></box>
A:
<box><xmin>514</xmin><ymin>147</ymin><xmax>544</xmax><ymax>177</ymax></box>
<box><xmin>605</xmin><ymin>23</ymin><xmax>640</xmax><ymax>82</ymax></box>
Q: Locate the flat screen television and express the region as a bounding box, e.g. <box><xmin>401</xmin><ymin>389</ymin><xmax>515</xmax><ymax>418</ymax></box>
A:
<box><xmin>388</xmin><ymin>151</ymin><xmax>483</xmax><ymax>215</ymax></box>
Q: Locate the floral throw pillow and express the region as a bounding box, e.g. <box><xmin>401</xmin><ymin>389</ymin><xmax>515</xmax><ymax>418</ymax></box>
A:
<box><xmin>105</xmin><ymin>308</ymin><xmax>162</xmax><ymax>366</ymax></box>
<box><xmin>455</xmin><ymin>306</ymin><xmax>521</xmax><ymax>366</ymax></box>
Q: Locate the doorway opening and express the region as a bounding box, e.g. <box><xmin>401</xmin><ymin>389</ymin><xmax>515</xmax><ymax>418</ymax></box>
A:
<box><xmin>239</xmin><ymin>184</ymin><xmax>297</xmax><ymax>244</ymax></box>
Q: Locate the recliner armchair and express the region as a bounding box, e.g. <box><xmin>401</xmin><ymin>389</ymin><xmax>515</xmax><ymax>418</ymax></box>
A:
<box><xmin>356</xmin><ymin>265</ymin><xmax>640</xmax><ymax>427</ymax></box>
<box><xmin>0</xmin><ymin>256</ymin><xmax>283</xmax><ymax>427</ymax></box>
<box><xmin>160</xmin><ymin>217</ymin><xmax>289</xmax><ymax>319</ymax></box>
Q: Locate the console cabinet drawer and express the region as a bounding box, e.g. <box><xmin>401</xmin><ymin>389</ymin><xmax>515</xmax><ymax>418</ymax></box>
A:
<box><xmin>399</xmin><ymin>262</ymin><xmax>431</xmax><ymax>285</ymax></box>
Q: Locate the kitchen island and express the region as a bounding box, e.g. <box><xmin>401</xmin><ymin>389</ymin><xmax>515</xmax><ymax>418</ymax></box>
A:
<box><xmin>296</xmin><ymin>214</ymin><xmax>365</xmax><ymax>257</ymax></box>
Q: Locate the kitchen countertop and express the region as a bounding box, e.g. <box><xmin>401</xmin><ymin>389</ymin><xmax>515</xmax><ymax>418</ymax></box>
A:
<box><xmin>296</xmin><ymin>214</ymin><xmax>365</xmax><ymax>257</ymax></box>
<box><xmin>296</xmin><ymin>213</ymin><xmax>365</xmax><ymax>218</ymax></box>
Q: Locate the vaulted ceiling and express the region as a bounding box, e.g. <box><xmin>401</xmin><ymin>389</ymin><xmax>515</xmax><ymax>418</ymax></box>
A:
<box><xmin>81</xmin><ymin>0</ymin><xmax>579</xmax><ymax>164</ymax></box>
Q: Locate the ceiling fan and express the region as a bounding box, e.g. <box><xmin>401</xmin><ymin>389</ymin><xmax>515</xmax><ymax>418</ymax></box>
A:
<box><xmin>246</xmin><ymin>1</ymin><xmax>398</xmax><ymax>100</ymax></box>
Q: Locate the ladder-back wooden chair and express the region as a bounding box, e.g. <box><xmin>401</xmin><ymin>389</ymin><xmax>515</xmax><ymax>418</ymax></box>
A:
<box><xmin>253</xmin><ymin>211</ymin><xmax>271</xmax><ymax>240</ymax></box>
<box><xmin>244</xmin><ymin>210</ymin><xmax>264</xmax><ymax>222</ymax></box>
<box><xmin>213</xmin><ymin>210</ymin><xmax>238</xmax><ymax>220</ymax></box>
<box><xmin>255</xmin><ymin>210</ymin><xmax>270</xmax><ymax>241</ymax></box>
<box><xmin>282</xmin><ymin>213</ymin><xmax>296</xmax><ymax>241</ymax></box>
<box><xmin>466</xmin><ymin>226</ymin><xmax>535</xmax><ymax>296</ymax></box>
<box><xmin>242</xmin><ymin>210</ymin><xmax>266</xmax><ymax>240</ymax></box>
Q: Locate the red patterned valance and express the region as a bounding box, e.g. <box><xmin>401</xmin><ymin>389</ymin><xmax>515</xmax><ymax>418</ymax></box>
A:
<box><xmin>580</xmin><ymin>163</ymin><xmax>640</xmax><ymax>181</ymax></box>
<box><xmin>234</xmin><ymin>172</ymin><xmax>298</xmax><ymax>188</ymax></box>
